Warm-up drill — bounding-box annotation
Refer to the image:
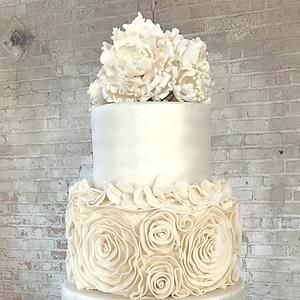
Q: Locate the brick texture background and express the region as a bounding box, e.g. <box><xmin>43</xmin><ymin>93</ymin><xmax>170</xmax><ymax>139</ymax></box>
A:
<box><xmin>0</xmin><ymin>0</ymin><xmax>299</xmax><ymax>299</ymax></box>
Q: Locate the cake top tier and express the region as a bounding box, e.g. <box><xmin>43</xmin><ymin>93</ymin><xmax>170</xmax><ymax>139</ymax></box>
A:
<box><xmin>88</xmin><ymin>13</ymin><xmax>212</xmax><ymax>106</ymax></box>
<box><xmin>91</xmin><ymin>102</ymin><xmax>211</xmax><ymax>186</ymax></box>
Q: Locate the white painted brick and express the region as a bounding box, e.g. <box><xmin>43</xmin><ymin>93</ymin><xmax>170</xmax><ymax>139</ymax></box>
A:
<box><xmin>270</xmin><ymin>117</ymin><xmax>300</xmax><ymax>131</ymax></box>
<box><xmin>281</xmin><ymin>217</ymin><xmax>299</xmax><ymax>229</ymax></box>
<box><xmin>264</xmin><ymin>175</ymin><xmax>300</xmax><ymax>187</ymax></box>
<box><xmin>250</xmin><ymin>72</ymin><xmax>291</xmax><ymax>88</ymax></box>
<box><xmin>212</xmin><ymin>134</ymin><xmax>244</xmax><ymax>147</ymax></box>
<box><xmin>250</xmin><ymin>244</ymin><xmax>287</xmax><ymax>256</ymax></box>
<box><xmin>253</xmin><ymin>188</ymin><xmax>292</xmax><ymax>202</ymax></box>
<box><xmin>228</xmin><ymin>75</ymin><xmax>249</xmax><ymax>89</ymax></box>
<box><xmin>210</xmin><ymin>149</ymin><xmax>228</xmax><ymax>161</ymax></box>
<box><xmin>251</xmin><ymin>271</ymin><xmax>291</xmax><ymax>283</ymax></box>
<box><xmin>247</xmin><ymin>103</ymin><xmax>289</xmax><ymax>118</ymax></box>
<box><xmin>228</xmin><ymin>148</ymin><xmax>243</xmax><ymax>160</ymax></box>
<box><xmin>294</xmin><ymin>191</ymin><xmax>300</xmax><ymax>201</ymax></box>
<box><xmin>269</xmin><ymin>85</ymin><xmax>300</xmax><ymax>101</ymax></box>
<box><xmin>212</xmin><ymin>161</ymin><xmax>246</xmax><ymax>175</ymax></box>
<box><xmin>244</xmin><ymin>133</ymin><xmax>281</xmax><ymax>145</ymax></box>
<box><xmin>228</xmin><ymin>119</ymin><xmax>268</xmax><ymax>133</ymax></box>
<box><xmin>246</xmin><ymin>160</ymin><xmax>284</xmax><ymax>174</ymax></box>
<box><xmin>261</xmin><ymin>217</ymin><xmax>281</xmax><ymax>229</ymax></box>
<box><xmin>286</xmin><ymin>160</ymin><xmax>300</xmax><ymax>173</ymax></box>
<box><xmin>243</xmin><ymin>217</ymin><xmax>260</xmax><ymax>229</ymax></box>
<box><xmin>211</xmin><ymin>106</ymin><xmax>247</xmax><ymax>119</ymax></box>
<box><xmin>241</xmin><ymin>146</ymin><xmax>297</xmax><ymax>160</ymax></box>
<box><xmin>229</xmin><ymin>89</ymin><xmax>269</xmax><ymax>104</ymax></box>
<box><xmin>233</xmin><ymin>189</ymin><xmax>253</xmax><ymax>201</ymax></box>
<box><xmin>226</xmin><ymin>176</ymin><xmax>264</xmax><ymax>188</ymax></box>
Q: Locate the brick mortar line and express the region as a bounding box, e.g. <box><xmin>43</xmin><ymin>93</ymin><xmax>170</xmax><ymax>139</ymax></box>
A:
<box><xmin>2</xmin><ymin>208</ymin><xmax>300</xmax><ymax>218</ymax></box>
<box><xmin>2</xmin><ymin>127</ymin><xmax>300</xmax><ymax>136</ymax></box>
<box><xmin>211</xmin><ymin>145</ymin><xmax>300</xmax><ymax>150</ymax></box>
<box><xmin>214</xmin><ymin>57</ymin><xmax>300</xmax><ymax>68</ymax></box>
<box><xmin>1</xmin><ymin>99</ymin><xmax>298</xmax><ymax>111</ymax></box>
<box><xmin>0</xmin><ymin>226</ymin><xmax>299</xmax><ymax>233</ymax></box>
<box><xmin>161</xmin><ymin>20</ymin><xmax>300</xmax><ymax>37</ymax></box>
<box><xmin>3</xmin><ymin>116</ymin><xmax>300</xmax><ymax>132</ymax></box>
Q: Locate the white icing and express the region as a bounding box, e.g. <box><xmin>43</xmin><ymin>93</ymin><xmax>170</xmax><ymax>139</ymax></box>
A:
<box><xmin>91</xmin><ymin>103</ymin><xmax>210</xmax><ymax>187</ymax></box>
<box><xmin>180</xmin><ymin>207</ymin><xmax>236</xmax><ymax>295</ymax></box>
<box><xmin>66</xmin><ymin>179</ymin><xmax>241</xmax><ymax>299</ymax></box>
<box><xmin>67</xmin><ymin>208</ymin><xmax>140</xmax><ymax>296</ymax></box>
<box><xmin>132</xmin><ymin>255</ymin><xmax>189</xmax><ymax>299</ymax></box>
<box><xmin>139</xmin><ymin>210</ymin><xmax>180</xmax><ymax>255</ymax></box>
<box><xmin>66</xmin><ymin>178</ymin><xmax>236</xmax><ymax>213</ymax></box>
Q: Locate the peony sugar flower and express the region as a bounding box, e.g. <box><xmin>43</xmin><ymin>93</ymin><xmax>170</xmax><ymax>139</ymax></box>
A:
<box><xmin>88</xmin><ymin>13</ymin><xmax>212</xmax><ymax>105</ymax></box>
<box><xmin>88</xmin><ymin>13</ymin><xmax>175</xmax><ymax>104</ymax></box>
<box><xmin>173</xmin><ymin>37</ymin><xmax>212</xmax><ymax>103</ymax></box>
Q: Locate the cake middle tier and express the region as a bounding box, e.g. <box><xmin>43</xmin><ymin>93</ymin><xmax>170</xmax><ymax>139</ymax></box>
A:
<box><xmin>91</xmin><ymin>103</ymin><xmax>210</xmax><ymax>187</ymax></box>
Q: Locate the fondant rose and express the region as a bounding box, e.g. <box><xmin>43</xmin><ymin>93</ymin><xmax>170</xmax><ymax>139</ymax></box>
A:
<box><xmin>172</xmin><ymin>181</ymin><xmax>191</xmax><ymax>206</ymax></box>
<box><xmin>180</xmin><ymin>206</ymin><xmax>236</xmax><ymax>295</ymax></box>
<box><xmin>89</xmin><ymin>13</ymin><xmax>175</xmax><ymax>104</ymax></box>
<box><xmin>173</xmin><ymin>37</ymin><xmax>211</xmax><ymax>103</ymax></box>
<box><xmin>134</xmin><ymin>186</ymin><xmax>162</xmax><ymax>209</ymax></box>
<box><xmin>140</xmin><ymin>210</ymin><xmax>180</xmax><ymax>255</ymax></box>
<box><xmin>152</xmin><ymin>176</ymin><xmax>187</xmax><ymax>208</ymax></box>
<box><xmin>189</xmin><ymin>180</ymin><xmax>233</xmax><ymax>208</ymax></box>
<box><xmin>68</xmin><ymin>208</ymin><xmax>140</xmax><ymax>296</ymax></box>
<box><xmin>66</xmin><ymin>180</ymin><xmax>107</xmax><ymax>238</ymax></box>
<box><xmin>68</xmin><ymin>179</ymin><xmax>106</xmax><ymax>207</ymax></box>
<box><xmin>133</xmin><ymin>256</ymin><xmax>189</xmax><ymax>299</ymax></box>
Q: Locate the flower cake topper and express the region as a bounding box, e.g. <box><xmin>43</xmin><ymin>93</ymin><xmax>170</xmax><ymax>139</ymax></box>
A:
<box><xmin>88</xmin><ymin>12</ymin><xmax>212</xmax><ymax>105</ymax></box>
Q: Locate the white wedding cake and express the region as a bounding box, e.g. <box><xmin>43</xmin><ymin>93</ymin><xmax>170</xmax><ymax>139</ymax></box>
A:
<box><xmin>62</xmin><ymin>13</ymin><xmax>245</xmax><ymax>300</ymax></box>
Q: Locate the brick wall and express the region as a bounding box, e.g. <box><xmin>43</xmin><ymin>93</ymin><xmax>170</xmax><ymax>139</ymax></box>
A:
<box><xmin>0</xmin><ymin>0</ymin><xmax>299</xmax><ymax>299</ymax></box>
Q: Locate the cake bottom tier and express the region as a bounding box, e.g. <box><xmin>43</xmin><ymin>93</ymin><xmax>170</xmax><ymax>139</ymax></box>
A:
<box><xmin>61</xmin><ymin>280</ymin><xmax>245</xmax><ymax>300</ymax></box>
<box><xmin>66</xmin><ymin>179</ymin><xmax>242</xmax><ymax>299</ymax></box>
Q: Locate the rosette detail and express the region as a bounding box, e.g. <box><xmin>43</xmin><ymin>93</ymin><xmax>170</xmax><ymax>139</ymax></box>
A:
<box><xmin>180</xmin><ymin>206</ymin><xmax>238</xmax><ymax>295</ymax></box>
<box><xmin>133</xmin><ymin>256</ymin><xmax>189</xmax><ymax>299</ymax></box>
<box><xmin>67</xmin><ymin>208</ymin><xmax>140</xmax><ymax>297</ymax></box>
<box><xmin>140</xmin><ymin>210</ymin><xmax>180</xmax><ymax>255</ymax></box>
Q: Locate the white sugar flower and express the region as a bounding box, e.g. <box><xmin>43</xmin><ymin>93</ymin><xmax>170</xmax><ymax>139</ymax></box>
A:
<box><xmin>173</xmin><ymin>37</ymin><xmax>212</xmax><ymax>103</ymax></box>
<box><xmin>89</xmin><ymin>13</ymin><xmax>176</xmax><ymax>104</ymax></box>
<box><xmin>88</xmin><ymin>13</ymin><xmax>212</xmax><ymax>104</ymax></box>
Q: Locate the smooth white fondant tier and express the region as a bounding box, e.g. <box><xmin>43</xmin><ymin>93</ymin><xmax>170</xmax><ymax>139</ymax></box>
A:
<box><xmin>61</xmin><ymin>280</ymin><xmax>245</xmax><ymax>300</ymax></box>
<box><xmin>91</xmin><ymin>103</ymin><xmax>210</xmax><ymax>187</ymax></box>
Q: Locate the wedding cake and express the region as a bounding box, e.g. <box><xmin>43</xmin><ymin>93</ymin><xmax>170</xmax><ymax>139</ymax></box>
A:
<box><xmin>62</xmin><ymin>13</ymin><xmax>245</xmax><ymax>300</ymax></box>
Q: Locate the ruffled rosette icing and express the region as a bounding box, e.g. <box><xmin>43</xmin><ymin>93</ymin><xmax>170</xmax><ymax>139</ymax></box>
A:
<box><xmin>133</xmin><ymin>255</ymin><xmax>189</xmax><ymax>299</ymax></box>
<box><xmin>66</xmin><ymin>178</ymin><xmax>241</xmax><ymax>299</ymax></box>
<box><xmin>66</xmin><ymin>177</ymin><xmax>235</xmax><ymax>213</ymax></box>
<box><xmin>66</xmin><ymin>208</ymin><xmax>140</xmax><ymax>296</ymax></box>
<box><xmin>179</xmin><ymin>207</ymin><xmax>238</xmax><ymax>295</ymax></box>
<box><xmin>139</xmin><ymin>210</ymin><xmax>180</xmax><ymax>255</ymax></box>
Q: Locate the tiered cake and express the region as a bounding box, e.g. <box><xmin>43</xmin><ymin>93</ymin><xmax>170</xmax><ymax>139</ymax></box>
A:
<box><xmin>62</xmin><ymin>13</ymin><xmax>245</xmax><ymax>300</ymax></box>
